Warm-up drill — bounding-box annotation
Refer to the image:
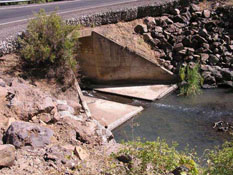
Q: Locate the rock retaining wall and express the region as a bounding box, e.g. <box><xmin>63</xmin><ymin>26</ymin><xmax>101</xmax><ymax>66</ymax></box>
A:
<box><xmin>134</xmin><ymin>3</ymin><xmax>233</xmax><ymax>88</ymax></box>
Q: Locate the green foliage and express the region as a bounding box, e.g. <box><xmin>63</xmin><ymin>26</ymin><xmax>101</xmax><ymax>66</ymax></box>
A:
<box><xmin>106</xmin><ymin>138</ymin><xmax>200</xmax><ymax>175</ymax></box>
<box><xmin>19</xmin><ymin>9</ymin><xmax>79</xmax><ymax>71</ymax></box>
<box><xmin>179</xmin><ymin>63</ymin><xmax>203</xmax><ymax>96</ymax></box>
<box><xmin>204</xmin><ymin>141</ymin><xmax>233</xmax><ymax>175</ymax></box>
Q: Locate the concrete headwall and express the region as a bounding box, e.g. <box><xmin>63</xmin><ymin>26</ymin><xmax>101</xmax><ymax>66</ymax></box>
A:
<box><xmin>78</xmin><ymin>32</ymin><xmax>176</xmax><ymax>84</ymax></box>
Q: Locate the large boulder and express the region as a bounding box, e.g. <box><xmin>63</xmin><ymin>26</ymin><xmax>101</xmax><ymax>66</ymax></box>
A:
<box><xmin>0</xmin><ymin>144</ymin><xmax>15</xmax><ymax>167</ymax></box>
<box><xmin>4</xmin><ymin>121</ymin><xmax>53</xmax><ymax>148</ymax></box>
<box><xmin>6</xmin><ymin>78</ymin><xmax>56</xmax><ymax>121</ymax></box>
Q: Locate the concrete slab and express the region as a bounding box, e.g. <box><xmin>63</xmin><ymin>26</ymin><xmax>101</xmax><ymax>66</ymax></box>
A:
<box><xmin>83</xmin><ymin>96</ymin><xmax>143</xmax><ymax>131</ymax></box>
<box><xmin>95</xmin><ymin>84</ymin><xmax>177</xmax><ymax>101</ymax></box>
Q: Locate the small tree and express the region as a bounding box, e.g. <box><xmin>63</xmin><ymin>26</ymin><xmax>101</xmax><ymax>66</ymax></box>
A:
<box><xmin>179</xmin><ymin>63</ymin><xmax>203</xmax><ymax>96</ymax></box>
<box><xmin>19</xmin><ymin>9</ymin><xmax>79</xmax><ymax>71</ymax></box>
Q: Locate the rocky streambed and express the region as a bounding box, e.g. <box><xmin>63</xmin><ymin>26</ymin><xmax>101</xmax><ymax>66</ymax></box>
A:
<box><xmin>134</xmin><ymin>3</ymin><xmax>233</xmax><ymax>88</ymax></box>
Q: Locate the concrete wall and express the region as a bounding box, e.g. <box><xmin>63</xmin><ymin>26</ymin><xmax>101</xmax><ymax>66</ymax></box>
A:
<box><xmin>78</xmin><ymin>32</ymin><xmax>176</xmax><ymax>84</ymax></box>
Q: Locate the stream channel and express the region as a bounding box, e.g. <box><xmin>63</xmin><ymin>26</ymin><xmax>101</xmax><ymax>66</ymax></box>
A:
<box><xmin>89</xmin><ymin>88</ymin><xmax>233</xmax><ymax>157</ymax></box>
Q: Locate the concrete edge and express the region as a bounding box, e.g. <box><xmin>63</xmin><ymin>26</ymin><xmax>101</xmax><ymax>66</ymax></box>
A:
<box><xmin>95</xmin><ymin>84</ymin><xmax>177</xmax><ymax>101</ymax></box>
<box><xmin>156</xmin><ymin>84</ymin><xmax>178</xmax><ymax>100</ymax></box>
<box><xmin>108</xmin><ymin>106</ymin><xmax>144</xmax><ymax>131</ymax></box>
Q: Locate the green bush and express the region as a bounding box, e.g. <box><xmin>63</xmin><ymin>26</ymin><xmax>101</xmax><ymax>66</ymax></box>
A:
<box><xmin>179</xmin><ymin>63</ymin><xmax>203</xmax><ymax>96</ymax></box>
<box><xmin>106</xmin><ymin>139</ymin><xmax>200</xmax><ymax>175</ymax></box>
<box><xmin>19</xmin><ymin>9</ymin><xmax>79</xmax><ymax>71</ymax></box>
<box><xmin>204</xmin><ymin>141</ymin><xmax>233</xmax><ymax>175</ymax></box>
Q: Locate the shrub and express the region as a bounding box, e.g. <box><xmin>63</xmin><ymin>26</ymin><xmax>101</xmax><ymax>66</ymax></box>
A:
<box><xmin>204</xmin><ymin>141</ymin><xmax>233</xmax><ymax>175</ymax></box>
<box><xmin>179</xmin><ymin>63</ymin><xmax>203</xmax><ymax>96</ymax></box>
<box><xmin>105</xmin><ymin>139</ymin><xmax>200</xmax><ymax>175</ymax></box>
<box><xmin>19</xmin><ymin>9</ymin><xmax>79</xmax><ymax>71</ymax></box>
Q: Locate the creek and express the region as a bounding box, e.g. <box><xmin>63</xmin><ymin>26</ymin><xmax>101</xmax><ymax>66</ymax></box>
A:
<box><xmin>112</xmin><ymin>88</ymin><xmax>233</xmax><ymax>156</ymax></box>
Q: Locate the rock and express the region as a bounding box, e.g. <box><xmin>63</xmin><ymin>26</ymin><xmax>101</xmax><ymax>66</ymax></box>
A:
<box><xmin>117</xmin><ymin>155</ymin><xmax>132</xmax><ymax>163</ymax></box>
<box><xmin>171</xmin><ymin>8</ymin><xmax>180</xmax><ymax>16</ymax></box>
<box><xmin>165</xmin><ymin>24</ymin><xmax>179</xmax><ymax>34</ymax></box>
<box><xmin>0</xmin><ymin>79</ymin><xmax>6</xmax><ymax>87</ymax></box>
<box><xmin>158</xmin><ymin>41</ymin><xmax>173</xmax><ymax>53</ymax></box>
<box><xmin>4</xmin><ymin>121</ymin><xmax>53</xmax><ymax>148</ymax></box>
<box><xmin>155</xmin><ymin>16</ymin><xmax>173</xmax><ymax>26</ymax></box>
<box><xmin>144</xmin><ymin>17</ymin><xmax>156</xmax><ymax>30</ymax></box>
<box><xmin>221</xmin><ymin>68</ymin><xmax>233</xmax><ymax>81</ymax></box>
<box><xmin>74</xmin><ymin>146</ymin><xmax>89</xmax><ymax>160</ymax></box>
<box><xmin>192</xmin><ymin>35</ymin><xmax>208</xmax><ymax>44</ymax></box>
<box><xmin>211</xmin><ymin>67</ymin><xmax>223</xmax><ymax>81</ymax></box>
<box><xmin>190</xmin><ymin>4</ymin><xmax>200</xmax><ymax>13</ymax></box>
<box><xmin>209</xmin><ymin>54</ymin><xmax>219</xmax><ymax>65</ymax></box>
<box><xmin>134</xmin><ymin>24</ymin><xmax>148</xmax><ymax>34</ymax></box>
<box><xmin>205</xmin><ymin>21</ymin><xmax>217</xmax><ymax>31</ymax></box>
<box><xmin>0</xmin><ymin>144</ymin><xmax>15</xmax><ymax>167</ymax></box>
<box><xmin>143</xmin><ymin>33</ymin><xmax>156</xmax><ymax>47</ymax></box>
<box><xmin>154</xmin><ymin>26</ymin><xmax>163</xmax><ymax>33</ymax></box>
<box><xmin>182</xmin><ymin>37</ymin><xmax>192</xmax><ymax>47</ymax></box>
<box><xmin>227</xmin><ymin>45</ymin><xmax>233</xmax><ymax>51</ymax></box>
<box><xmin>203</xmin><ymin>10</ymin><xmax>211</xmax><ymax>18</ymax></box>
<box><xmin>203</xmin><ymin>43</ymin><xmax>210</xmax><ymax>50</ymax></box>
<box><xmin>173</xmin><ymin>43</ymin><xmax>184</xmax><ymax>52</ymax></box>
<box><xmin>6</xmin><ymin>78</ymin><xmax>56</xmax><ymax>121</ymax></box>
<box><xmin>223</xmin><ymin>81</ymin><xmax>233</xmax><ymax>87</ymax></box>
<box><xmin>37</xmin><ymin>113</ymin><xmax>53</xmax><ymax>123</ymax></box>
<box><xmin>67</xmin><ymin>100</ymin><xmax>82</xmax><ymax>113</ymax></box>
<box><xmin>172</xmin><ymin>15</ymin><xmax>186</xmax><ymax>23</ymax></box>
<box><xmin>57</xmin><ymin>103</ymin><xmax>74</xmax><ymax>114</ymax></box>
<box><xmin>223</xmin><ymin>35</ymin><xmax>231</xmax><ymax>45</ymax></box>
<box><xmin>199</xmin><ymin>28</ymin><xmax>210</xmax><ymax>39</ymax></box>
<box><xmin>151</xmin><ymin>31</ymin><xmax>165</xmax><ymax>39</ymax></box>
<box><xmin>61</xmin><ymin>116</ymin><xmax>113</xmax><ymax>145</ymax></box>
<box><xmin>44</xmin><ymin>144</ymin><xmax>78</xmax><ymax>170</ymax></box>
<box><xmin>171</xmin><ymin>166</ymin><xmax>189</xmax><ymax>175</ymax></box>
<box><xmin>202</xmin><ymin>71</ymin><xmax>216</xmax><ymax>85</ymax></box>
<box><xmin>200</xmin><ymin>53</ymin><xmax>209</xmax><ymax>63</ymax></box>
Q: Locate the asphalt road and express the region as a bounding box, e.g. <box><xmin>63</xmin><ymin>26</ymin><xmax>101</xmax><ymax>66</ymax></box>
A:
<box><xmin>0</xmin><ymin>0</ymin><xmax>140</xmax><ymax>25</ymax></box>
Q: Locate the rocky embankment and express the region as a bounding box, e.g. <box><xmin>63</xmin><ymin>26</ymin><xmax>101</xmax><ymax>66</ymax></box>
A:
<box><xmin>134</xmin><ymin>3</ymin><xmax>233</xmax><ymax>88</ymax></box>
<box><xmin>0</xmin><ymin>55</ymin><xmax>115</xmax><ymax>174</ymax></box>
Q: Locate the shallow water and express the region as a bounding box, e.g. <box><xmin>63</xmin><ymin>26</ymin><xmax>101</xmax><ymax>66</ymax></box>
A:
<box><xmin>113</xmin><ymin>88</ymin><xmax>233</xmax><ymax>156</ymax></box>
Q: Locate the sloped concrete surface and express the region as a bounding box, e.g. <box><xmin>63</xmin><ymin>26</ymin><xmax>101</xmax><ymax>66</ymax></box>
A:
<box><xmin>83</xmin><ymin>96</ymin><xmax>143</xmax><ymax>131</ymax></box>
<box><xmin>95</xmin><ymin>84</ymin><xmax>177</xmax><ymax>101</ymax></box>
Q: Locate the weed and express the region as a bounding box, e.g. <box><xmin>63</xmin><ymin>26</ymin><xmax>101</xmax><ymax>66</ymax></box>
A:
<box><xmin>204</xmin><ymin>141</ymin><xmax>233</xmax><ymax>175</ymax></box>
<box><xmin>179</xmin><ymin>63</ymin><xmax>203</xmax><ymax>96</ymax></box>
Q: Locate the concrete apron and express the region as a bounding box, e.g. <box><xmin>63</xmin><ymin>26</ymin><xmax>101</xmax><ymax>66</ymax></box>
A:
<box><xmin>83</xmin><ymin>84</ymin><xmax>176</xmax><ymax>131</ymax></box>
<box><xmin>95</xmin><ymin>84</ymin><xmax>178</xmax><ymax>101</ymax></box>
<box><xmin>83</xmin><ymin>96</ymin><xmax>143</xmax><ymax>131</ymax></box>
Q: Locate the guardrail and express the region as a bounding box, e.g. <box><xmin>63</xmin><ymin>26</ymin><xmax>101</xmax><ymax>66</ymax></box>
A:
<box><xmin>0</xmin><ymin>0</ymin><xmax>31</xmax><ymax>3</ymax></box>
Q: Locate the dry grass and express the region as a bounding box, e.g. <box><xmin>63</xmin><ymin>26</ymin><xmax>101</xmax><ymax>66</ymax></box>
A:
<box><xmin>95</xmin><ymin>19</ymin><xmax>159</xmax><ymax>63</ymax></box>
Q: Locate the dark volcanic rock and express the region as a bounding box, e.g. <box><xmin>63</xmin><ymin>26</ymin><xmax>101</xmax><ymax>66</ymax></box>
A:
<box><xmin>4</xmin><ymin>121</ymin><xmax>53</xmax><ymax>148</ymax></box>
<box><xmin>134</xmin><ymin>24</ymin><xmax>148</xmax><ymax>34</ymax></box>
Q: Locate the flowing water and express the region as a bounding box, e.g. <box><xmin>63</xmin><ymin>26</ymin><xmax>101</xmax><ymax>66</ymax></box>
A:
<box><xmin>113</xmin><ymin>88</ymin><xmax>233</xmax><ymax>156</ymax></box>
